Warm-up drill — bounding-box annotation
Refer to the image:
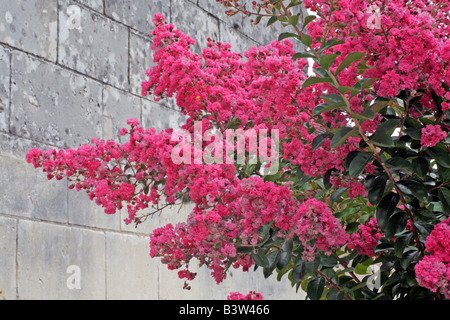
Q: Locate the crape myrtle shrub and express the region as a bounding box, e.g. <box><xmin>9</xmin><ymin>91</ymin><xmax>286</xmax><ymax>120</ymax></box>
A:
<box><xmin>26</xmin><ymin>0</ymin><xmax>450</xmax><ymax>300</ymax></box>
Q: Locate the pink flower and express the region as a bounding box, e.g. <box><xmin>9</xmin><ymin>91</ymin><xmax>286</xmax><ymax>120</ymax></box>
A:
<box><xmin>421</xmin><ymin>125</ymin><xmax>447</xmax><ymax>147</ymax></box>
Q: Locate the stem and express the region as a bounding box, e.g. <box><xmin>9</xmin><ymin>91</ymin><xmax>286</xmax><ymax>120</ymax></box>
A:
<box><xmin>316</xmin><ymin>269</ymin><xmax>353</xmax><ymax>300</ymax></box>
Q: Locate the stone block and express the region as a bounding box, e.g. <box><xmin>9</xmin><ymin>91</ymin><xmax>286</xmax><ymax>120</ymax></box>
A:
<box><xmin>102</xmin><ymin>85</ymin><xmax>141</xmax><ymax>141</ymax></box>
<box><xmin>171</xmin><ymin>0</ymin><xmax>220</xmax><ymax>53</ymax></box>
<box><xmin>0</xmin><ymin>45</ymin><xmax>10</xmax><ymax>133</ymax></box>
<box><xmin>74</xmin><ymin>0</ymin><xmax>103</xmax><ymax>13</ymax></box>
<box><xmin>11</xmin><ymin>51</ymin><xmax>103</xmax><ymax>148</ymax></box>
<box><xmin>58</xmin><ymin>0</ymin><xmax>129</xmax><ymax>89</ymax></box>
<box><xmin>141</xmin><ymin>100</ymin><xmax>186</xmax><ymax>132</ymax></box>
<box><xmin>105</xmin><ymin>0</ymin><xmax>170</xmax><ymax>36</ymax></box>
<box><xmin>106</xmin><ymin>232</ymin><xmax>159</xmax><ymax>299</ymax></box>
<box><xmin>219</xmin><ymin>22</ymin><xmax>258</xmax><ymax>55</ymax></box>
<box><xmin>0</xmin><ymin>0</ymin><xmax>58</xmax><ymax>61</ymax></box>
<box><xmin>0</xmin><ymin>155</ymin><xmax>68</xmax><ymax>223</ymax></box>
<box><xmin>0</xmin><ymin>216</ymin><xmax>17</xmax><ymax>300</ymax></box>
<box><xmin>68</xmin><ymin>188</ymin><xmax>121</xmax><ymax>230</ymax></box>
<box><xmin>129</xmin><ymin>31</ymin><xmax>154</xmax><ymax>96</ymax></box>
<box><xmin>17</xmin><ymin>220</ymin><xmax>105</xmax><ymax>299</ymax></box>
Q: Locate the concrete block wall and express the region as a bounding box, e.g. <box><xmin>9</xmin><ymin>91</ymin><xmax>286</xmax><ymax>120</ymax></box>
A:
<box><xmin>0</xmin><ymin>0</ymin><xmax>307</xmax><ymax>300</ymax></box>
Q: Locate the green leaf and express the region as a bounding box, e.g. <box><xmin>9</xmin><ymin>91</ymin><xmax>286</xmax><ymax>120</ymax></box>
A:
<box><xmin>385</xmin><ymin>157</ymin><xmax>413</xmax><ymax>173</ymax></box>
<box><xmin>312</xmin><ymin>133</ymin><xmax>331</xmax><ymax>151</ymax></box>
<box><xmin>376</xmin><ymin>192</ymin><xmax>400</xmax><ymax>231</ymax></box>
<box><xmin>292</xmin><ymin>51</ymin><xmax>317</xmax><ymax>60</ymax></box>
<box><xmin>348</xmin><ymin>152</ymin><xmax>372</xmax><ymax>178</ymax></box>
<box><xmin>320</xmin><ymin>53</ymin><xmax>339</xmax><ymax>70</ymax></box>
<box><xmin>266</xmin><ymin>15</ymin><xmax>278</xmax><ymax>27</ymax></box>
<box><xmin>313</xmin><ymin>101</ymin><xmax>346</xmax><ymax>116</ymax></box>
<box><xmin>251</xmin><ymin>250</ymin><xmax>270</xmax><ymax>268</ymax></box>
<box><xmin>320</xmin><ymin>39</ymin><xmax>345</xmax><ymax>53</ymax></box>
<box><xmin>330</xmin><ymin>127</ymin><xmax>358</xmax><ymax>148</ymax></box>
<box><xmin>335</xmin><ymin>52</ymin><xmax>366</xmax><ymax>75</ymax></box>
<box><xmin>276</xmin><ymin>251</ymin><xmax>292</xmax><ymax>270</ymax></box>
<box><xmin>394</xmin><ymin>233</ymin><xmax>414</xmax><ymax>258</ymax></box>
<box><xmin>302</xmin><ymin>77</ymin><xmax>334</xmax><ymax>89</ymax></box>
<box><xmin>396</xmin><ymin>179</ymin><xmax>428</xmax><ymax>202</ymax></box>
<box><xmin>300</xmin><ymin>34</ymin><xmax>313</xmax><ymax>47</ymax></box>
<box><xmin>307</xmin><ymin>277</ymin><xmax>326</xmax><ymax>300</ymax></box>
<box><xmin>323</xmin><ymin>168</ymin><xmax>338</xmax><ymax>189</ymax></box>
<box><xmin>369</xmin><ymin>119</ymin><xmax>401</xmax><ymax>148</ymax></box>
<box><xmin>330</xmin><ymin>187</ymin><xmax>347</xmax><ymax>204</ymax></box>
<box><xmin>291</xmin><ymin>262</ymin><xmax>306</xmax><ymax>282</ymax></box>
<box><xmin>302</xmin><ymin>15</ymin><xmax>316</xmax><ymax>30</ymax></box>
<box><xmin>385</xmin><ymin>210</ymin><xmax>408</xmax><ymax>238</ymax></box>
<box><xmin>412</xmin><ymin>157</ymin><xmax>429</xmax><ymax>179</ymax></box>
<box><xmin>289</xmin><ymin>14</ymin><xmax>300</xmax><ymax>26</ymax></box>
<box><xmin>278</xmin><ymin>32</ymin><xmax>299</xmax><ymax>41</ymax></box>
<box><xmin>438</xmin><ymin>188</ymin><xmax>450</xmax><ymax>215</ymax></box>
<box><xmin>426</xmin><ymin>146</ymin><xmax>450</xmax><ymax>168</ymax></box>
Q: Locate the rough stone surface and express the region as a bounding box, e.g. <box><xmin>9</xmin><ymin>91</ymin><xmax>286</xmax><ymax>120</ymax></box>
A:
<box><xmin>171</xmin><ymin>0</ymin><xmax>220</xmax><ymax>53</ymax></box>
<box><xmin>58</xmin><ymin>0</ymin><xmax>129</xmax><ymax>90</ymax></box>
<box><xmin>106</xmin><ymin>232</ymin><xmax>159</xmax><ymax>299</ymax></box>
<box><xmin>102</xmin><ymin>84</ymin><xmax>141</xmax><ymax>141</ymax></box>
<box><xmin>105</xmin><ymin>0</ymin><xmax>170</xmax><ymax>36</ymax></box>
<box><xmin>0</xmin><ymin>0</ymin><xmax>58</xmax><ymax>61</ymax></box>
<box><xmin>0</xmin><ymin>156</ymin><xmax>68</xmax><ymax>223</ymax></box>
<box><xmin>129</xmin><ymin>31</ymin><xmax>154</xmax><ymax>96</ymax></box>
<box><xmin>74</xmin><ymin>0</ymin><xmax>104</xmax><ymax>13</ymax></box>
<box><xmin>0</xmin><ymin>216</ymin><xmax>17</xmax><ymax>300</ymax></box>
<box><xmin>17</xmin><ymin>220</ymin><xmax>105</xmax><ymax>299</ymax></box>
<box><xmin>0</xmin><ymin>46</ymin><xmax>10</xmax><ymax>133</ymax></box>
<box><xmin>11</xmin><ymin>51</ymin><xmax>103</xmax><ymax>148</ymax></box>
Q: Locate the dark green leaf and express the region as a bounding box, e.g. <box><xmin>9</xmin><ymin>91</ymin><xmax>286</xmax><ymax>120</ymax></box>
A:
<box><xmin>385</xmin><ymin>210</ymin><xmax>408</xmax><ymax>238</ymax></box>
<box><xmin>251</xmin><ymin>250</ymin><xmax>270</xmax><ymax>268</ymax></box>
<box><xmin>313</xmin><ymin>101</ymin><xmax>346</xmax><ymax>116</ymax></box>
<box><xmin>385</xmin><ymin>157</ymin><xmax>412</xmax><ymax>173</ymax></box>
<box><xmin>312</xmin><ymin>133</ymin><xmax>331</xmax><ymax>151</ymax></box>
<box><xmin>292</xmin><ymin>51</ymin><xmax>317</xmax><ymax>60</ymax></box>
<box><xmin>349</xmin><ymin>152</ymin><xmax>373</xmax><ymax>178</ymax></box>
<box><xmin>369</xmin><ymin>119</ymin><xmax>401</xmax><ymax>147</ymax></box>
<box><xmin>302</xmin><ymin>15</ymin><xmax>316</xmax><ymax>30</ymax></box>
<box><xmin>266</xmin><ymin>15</ymin><xmax>278</xmax><ymax>27</ymax></box>
<box><xmin>324</xmin><ymin>168</ymin><xmax>338</xmax><ymax>189</ymax></box>
<box><xmin>376</xmin><ymin>192</ymin><xmax>400</xmax><ymax>231</ymax></box>
<box><xmin>414</xmin><ymin>221</ymin><xmax>434</xmax><ymax>236</ymax></box>
<box><xmin>320</xmin><ymin>53</ymin><xmax>339</xmax><ymax>70</ymax></box>
<box><xmin>400</xmin><ymin>250</ymin><xmax>419</xmax><ymax>270</ymax></box>
<box><xmin>330</xmin><ymin>127</ymin><xmax>358</xmax><ymax>148</ymax></box>
<box><xmin>320</xmin><ymin>39</ymin><xmax>345</xmax><ymax>53</ymax></box>
<box><xmin>426</xmin><ymin>146</ymin><xmax>450</xmax><ymax>168</ymax></box>
<box><xmin>330</xmin><ymin>187</ymin><xmax>347</xmax><ymax>203</ymax></box>
<box><xmin>302</xmin><ymin>77</ymin><xmax>334</xmax><ymax>89</ymax></box>
<box><xmin>412</xmin><ymin>157</ymin><xmax>429</xmax><ymax>179</ymax></box>
<box><xmin>335</xmin><ymin>52</ymin><xmax>365</xmax><ymax>75</ymax></box>
<box><xmin>307</xmin><ymin>277</ymin><xmax>326</xmax><ymax>300</ymax></box>
<box><xmin>288</xmin><ymin>14</ymin><xmax>300</xmax><ymax>26</ymax></box>
<box><xmin>438</xmin><ymin>188</ymin><xmax>450</xmax><ymax>215</ymax></box>
<box><xmin>276</xmin><ymin>251</ymin><xmax>292</xmax><ymax>270</ymax></box>
<box><xmin>292</xmin><ymin>262</ymin><xmax>306</xmax><ymax>282</ymax></box>
<box><xmin>396</xmin><ymin>179</ymin><xmax>428</xmax><ymax>202</ymax></box>
<box><xmin>278</xmin><ymin>32</ymin><xmax>299</xmax><ymax>41</ymax></box>
<box><xmin>300</xmin><ymin>34</ymin><xmax>313</xmax><ymax>47</ymax></box>
<box><xmin>394</xmin><ymin>233</ymin><xmax>414</xmax><ymax>258</ymax></box>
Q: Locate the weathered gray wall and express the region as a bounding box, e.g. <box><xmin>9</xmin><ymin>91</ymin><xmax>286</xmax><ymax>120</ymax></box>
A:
<box><xmin>0</xmin><ymin>0</ymin><xmax>307</xmax><ymax>300</ymax></box>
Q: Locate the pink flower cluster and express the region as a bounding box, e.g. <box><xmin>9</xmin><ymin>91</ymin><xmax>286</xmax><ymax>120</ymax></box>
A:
<box><xmin>347</xmin><ymin>218</ymin><xmax>383</xmax><ymax>257</ymax></box>
<box><xmin>415</xmin><ymin>218</ymin><xmax>450</xmax><ymax>299</ymax></box>
<box><xmin>227</xmin><ymin>291</ymin><xmax>264</xmax><ymax>300</ymax></box>
<box><xmin>421</xmin><ymin>125</ymin><xmax>448</xmax><ymax>148</ymax></box>
<box><xmin>303</xmin><ymin>0</ymin><xmax>450</xmax><ymax>99</ymax></box>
